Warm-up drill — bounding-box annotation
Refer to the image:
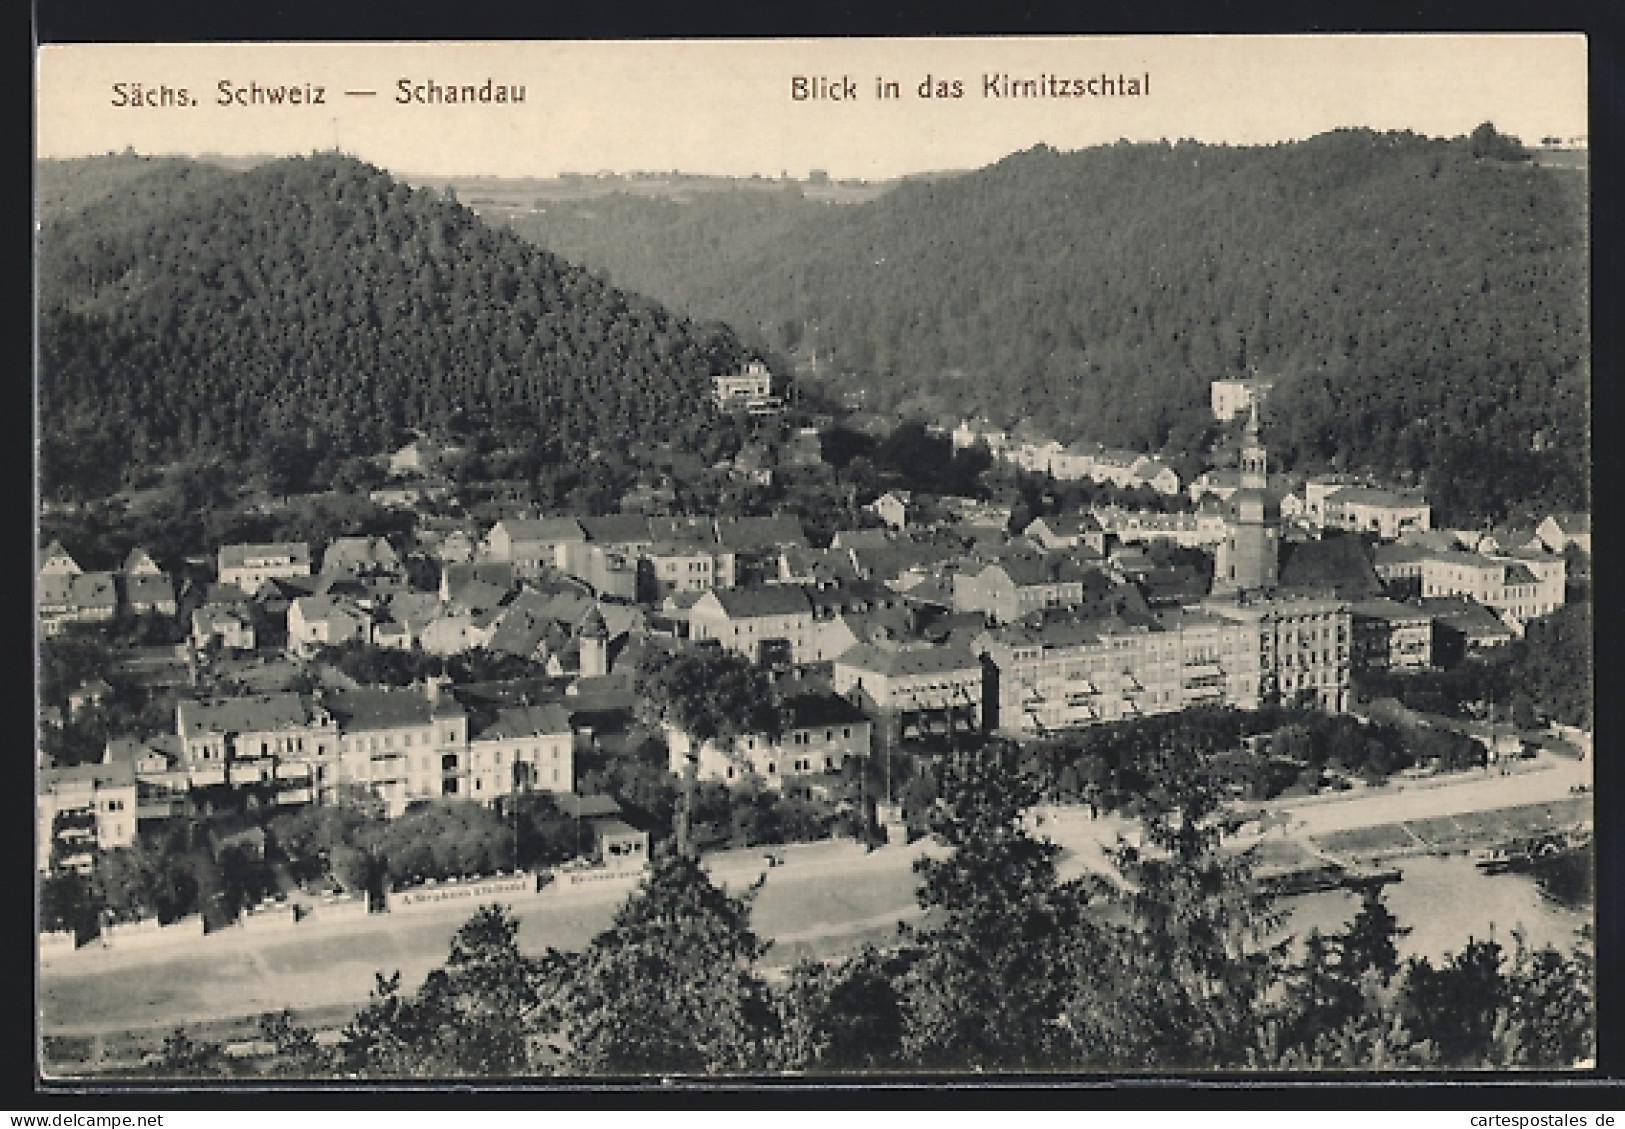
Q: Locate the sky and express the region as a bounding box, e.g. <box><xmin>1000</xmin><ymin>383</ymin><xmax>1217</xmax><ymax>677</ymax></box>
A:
<box><xmin>36</xmin><ymin>36</ymin><xmax>1588</xmax><ymax>180</ymax></box>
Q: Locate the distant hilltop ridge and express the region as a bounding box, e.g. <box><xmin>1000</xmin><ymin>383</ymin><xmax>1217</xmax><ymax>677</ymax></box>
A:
<box><xmin>502</xmin><ymin>126</ymin><xmax>1587</xmax><ymax>526</ymax></box>
<box><xmin>36</xmin><ymin>151</ymin><xmax>752</xmax><ymax>502</ymax></box>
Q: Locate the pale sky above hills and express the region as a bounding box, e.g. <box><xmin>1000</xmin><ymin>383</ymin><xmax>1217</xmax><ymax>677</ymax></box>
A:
<box><xmin>37</xmin><ymin>36</ymin><xmax>1587</xmax><ymax>180</ymax></box>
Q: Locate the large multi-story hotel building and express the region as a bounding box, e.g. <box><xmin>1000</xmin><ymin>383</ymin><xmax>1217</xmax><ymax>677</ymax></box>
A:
<box><xmin>975</xmin><ymin>594</ymin><xmax>1350</xmax><ymax>737</ymax></box>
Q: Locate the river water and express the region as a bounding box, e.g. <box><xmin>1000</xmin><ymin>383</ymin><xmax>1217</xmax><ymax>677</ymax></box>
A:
<box><xmin>1282</xmin><ymin>852</ymin><xmax>1593</xmax><ymax>963</ymax></box>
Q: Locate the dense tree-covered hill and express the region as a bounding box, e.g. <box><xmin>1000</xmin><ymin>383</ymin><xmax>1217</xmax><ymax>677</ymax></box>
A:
<box><xmin>37</xmin><ymin>154</ymin><xmax>749</xmax><ymax>499</ymax></box>
<box><xmin>505</xmin><ymin>128</ymin><xmax>1588</xmax><ymax>523</ymax></box>
<box><xmin>34</xmin><ymin>152</ymin><xmax>239</xmax><ymax>224</ymax></box>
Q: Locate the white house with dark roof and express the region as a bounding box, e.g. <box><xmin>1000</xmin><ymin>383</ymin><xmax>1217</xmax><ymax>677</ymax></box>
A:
<box><xmin>388</xmin><ymin>438</ymin><xmax>441</xmax><ymax>478</ymax></box>
<box><xmin>39</xmin><ymin>540</ymin><xmax>79</xmax><ymax>578</ymax></box>
<box><xmin>868</xmin><ymin>491</ymin><xmax>914</xmax><ymax>531</ymax></box>
<box><xmin>218</xmin><ymin>542</ymin><xmax>311</xmax><ymax>593</ymax></box>
<box><xmin>1415</xmin><ymin>595</ymin><xmax>1516</xmax><ymax>660</ymax></box>
<box><xmin>665</xmin><ymin>692</ymin><xmax>871</xmax><ymax>789</ymax></box>
<box><xmin>1319</xmin><ymin>486</ymin><xmax>1431</xmax><ymax>541</ymax></box>
<box><xmin>325</xmin><ymin>684</ymin><xmax>469</xmax><ymax>816</ymax></box>
<box><xmin>579</xmin><ymin>514</ymin><xmax>657</xmax><ymax>556</ymax></box>
<box><xmin>833</xmin><ymin>642</ymin><xmax>984</xmax><ymax>735</ymax></box>
<box><xmin>103</xmin><ymin>734</ymin><xmax>190</xmax><ymax>819</ymax></box>
<box><xmin>38</xmin><ymin>760</ymin><xmax>137</xmax><ymax>873</ymax></box>
<box><xmin>191</xmin><ymin>604</ymin><xmax>256</xmax><ymax>651</ymax></box>
<box><xmin>951</xmin><ymin>551</ymin><xmax>1102</xmax><ymax>625</ymax></box>
<box><xmin>485</xmin><ymin>517</ymin><xmax>587</xmax><ymax>576</ymax></box>
<box><xmin>712</xmin><ymin>360</ymin><xmax>779</xmax><ymax>413</ymax></box>
<box><xmin>1472</xmin><ymin>524</ymin><xmax>1544</xmax><ymax>556</ymax></box>
<box><xmin>1417</xmin><ymin>551</ymin><xmax>1565</xmax><ymax>633</ymax></box>
<box><xmin>778</xmin><ymin>545</ymin><xmax>861</xmax><ymax>586</ymax></box>
<box><xmin>175</xmin><ymin>692</ymin><xmax>340</xmax><ymax>793</ymax></box>
<box><xmin>1536</xmin><ymin>512</ymin><xmax>1590</xmax><ymax>555</ymax></box>
<box><xmin>41</xmin><ymin>571</ymin><xmax>119</xmax><ymax>635</ymax></box>
<box><xmin>38</xmin><ymin>542</ymin><xmax>119</xmax><ymax>635</ymax></box>
<box><xmin>1210</xmin><ymin>377</ymin><xmax>1274</xmax><ymax>422</ymax></box>
<box><xmin>120</xmin><ymin>547</ymin><xmax>177</xmax><ymax>616</ymax></box>
<box><xmin>641</xmin><ymin>541</ymin><xmax>737</xmax><ymax>598</ymax></box>
<box><xmin>1024</xmin><ymin>513</ymin><xmax>1106</xmax><ymax>554</ymax></box>
<box><xmin>468</xmin><ymin>704</ymin><xmax>577</xmax><ymax>801</ymax></box>
<box><xmin>688</xmin><ymin>586</ymin><xmax>816</xmax><ymax>665</ymax></box>
<box><xmin>288</xmin><ymin>594</ymin><xmax>374</xmax><ymax>655</ymax></box>
<box><xmin>321</xmin><ymin>535</ymin><xmax>402</xmax><ymax>577</ymax></box>
<box><xmin>418</xmin><ymin>607</ymin><xmax>504</xmax><ymax>656</ymax></box>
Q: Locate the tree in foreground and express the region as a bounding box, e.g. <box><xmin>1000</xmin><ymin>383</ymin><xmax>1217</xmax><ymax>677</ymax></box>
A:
<box><xmin>773</xmin><ymin>947</ymin><xmax>907</xmax><ymax>1072</ymax></box>
<box><xmin>107</xmin><ymin>731</ymin><xmax>1595</xmax><ymax>1077</ymax></box>
<box><xmin>1061</xmin><ymin>730</ymin><xmax>1289</xmax><ymax>1069</ymax></box>
<box><xmin>339</xmin><ymin>904</ymin><xmax>543</xmax><ymax>1077</ymax></box>
<box><xmin>554</xmin><ymin>851</ymin><xmax>778</xmax><ymax>1074</ymax></box>
<box><xmin>894</xmin><ymin>743</ymin><xmax>1096</xmax><ymax>1070</ymax></box>
<box><xmin>634</xmin><ymin>648</ymin><xmax>782</xmax><ymax>855</ymax></box>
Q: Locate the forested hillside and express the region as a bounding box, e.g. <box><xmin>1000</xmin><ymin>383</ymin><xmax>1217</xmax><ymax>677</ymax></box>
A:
<box><xmin>37</xmin><ymin>154</ymin><xmax>748</xmax><ymax>500</ymax></box>
<box><xmin>506</xmin><ymin>128</ymin><xmax>1588</xmax><ymax>524</ymax></box>
<box><xmin>34</xmin><ymin>152</ymin><xmax>239</xmax><ymax>225</ymax></box>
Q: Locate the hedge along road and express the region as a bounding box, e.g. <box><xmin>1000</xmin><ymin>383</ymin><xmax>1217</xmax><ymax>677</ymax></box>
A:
<box><xmin>40</xmin><ymin>838</ymin><xmax>939</xmax><ymax>1038</ymax></box>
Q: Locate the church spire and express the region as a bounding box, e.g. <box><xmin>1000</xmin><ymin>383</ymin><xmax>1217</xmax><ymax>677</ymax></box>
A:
<box><xmin>1240</xmin><ymin>401</ymin><xmax>1268</xmax><ymax>490</ymax></box>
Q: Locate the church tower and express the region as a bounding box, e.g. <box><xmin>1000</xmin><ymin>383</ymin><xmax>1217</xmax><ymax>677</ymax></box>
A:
<box><xmin>1239</xmin><ymin>402</ymin><xmax>1268</xmax><ymax>490</ymax></box>
<box><xmin>577</xmin><ymin>604</ymin><xmax>610</xmax><ymax>679</ymax></box>
<box><xmin>1213</xmin><ymin>404</ymin><xmax>1280</xmax><ymax>594</ymax></box>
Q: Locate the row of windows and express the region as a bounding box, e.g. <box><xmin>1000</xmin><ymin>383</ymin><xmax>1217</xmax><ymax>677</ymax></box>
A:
<box><xmin>469</xmin><ymin>744</ymin><xmax>565</xmax><ymax>768</ymax></box>
<box><xmin>470</xmin><ymin>766</ymin><xmax>564</xmax><ymax>791</ymax></box>
<box><xmin>724</xmin><ymin>756</ymin><xmax>838</xmax><ymax>779</ymax></box>
<box><xmin>743</xmin><ymin>727</ymin><xmax>856</xmax><ymax>751</ymax></box>
<box><xmin>341</xmin><ymin>728</ymin><xmax>462</xmax><ymax>754</ymax></box>
<box><xmin>899</xmin><ymin>677</ymin><xmax>976</xmax><ymax>694</ymax></box>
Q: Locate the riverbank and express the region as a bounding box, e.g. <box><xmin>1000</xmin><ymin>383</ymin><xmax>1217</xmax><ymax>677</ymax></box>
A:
<box><xmin>40</xmin><ymin>751</ymin><xmax>1592</xmax><ymax>1073</ymax></box>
